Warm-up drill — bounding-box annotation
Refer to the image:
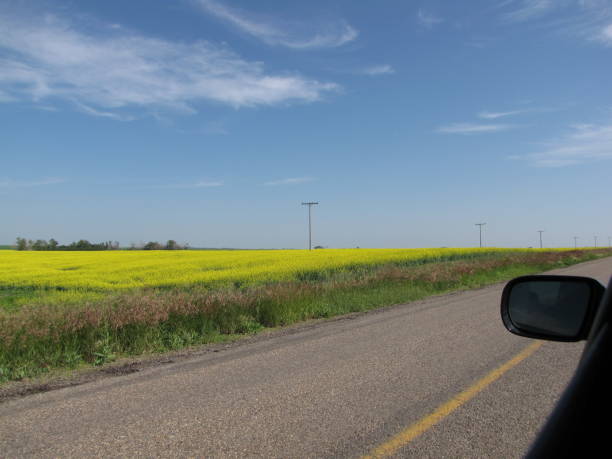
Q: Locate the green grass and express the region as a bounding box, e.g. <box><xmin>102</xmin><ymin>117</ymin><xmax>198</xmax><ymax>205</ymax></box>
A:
<box><xmin>0</xmin><ymin>249</ymin><xmax>610</xmax><ymax>384</ymax></box>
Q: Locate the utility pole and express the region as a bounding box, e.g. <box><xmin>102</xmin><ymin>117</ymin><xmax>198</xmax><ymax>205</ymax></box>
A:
<box><xmin>538</xmin><ymin>230</ymin><xmax>544</xmax><ymax>249</ymax></box>
<box><xmin>301</xmin><ymin>202</ymin><xmax>318</xmax><ymax>250</ymax></box>
<box><xmin>594</xmin><ymin>235</ymin><xmax>598</xmax><ymax>248</ymax></box>
<box><xmin>475</xmin><ymin>223</ymin><xmax>486</xmax><ymax>248</ymax></box>
<box><xmin>573</xmin><ymin>236</ymin><xmax>578</xmax><ymax>249</ymax></box>
<box><xmin>608</xmin><ymin>236</ymin><xmax>611</xmax><ymax>247</ymax></box>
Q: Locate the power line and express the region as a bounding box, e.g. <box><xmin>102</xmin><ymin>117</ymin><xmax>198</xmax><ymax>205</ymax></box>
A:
<box><xmin>301</xmin><ymin>202</ymin><xmax>318</xmax><ymax>250</ymax></box>
<box><xmin>475</xmin><ymin>223</ymin><xmax>486</xmax><ymax>248</ymax></box>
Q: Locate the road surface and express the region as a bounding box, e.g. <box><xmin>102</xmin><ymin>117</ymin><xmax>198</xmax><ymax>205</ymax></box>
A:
<box><xmin>1</xmin><ymin>257</ymin><xmax>610</xmax><ymax>458</ymax></box>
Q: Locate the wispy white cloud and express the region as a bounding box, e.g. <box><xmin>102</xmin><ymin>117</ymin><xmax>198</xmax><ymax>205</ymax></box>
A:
<box><xmin>478</xmin><ymin>109</ymin><xmax>526</xmax><ymax>119</ymax></box>
<box><xmin>74</xmin><ymin>101</ymin><xmax>136</xmax><ymax>121</ymax></box>
<box><xmin>479</xmin><ymin>105</ymin><xmax>562</xmax><ymax>119</ymax></box>
<box><xmin>194</xmin><ymin>180</ymin><xmax>224</xmax><ymax>188</ymax></box>
<box><xmin>361</xmin><ymin>65</ymin><xmax>395</xmax><ymax>76</ymax></box>
<box><xmin>529</xmin><ymin>158</ymin><xmax>582</xmax><ymax>167</ymax></box>
<box><xmin>501</xmin><ymin>0</ymin><xmax>556</xmax><ymax>23</ymax></box>
<box><xmin>436</xmin><ymin>123</ymin><xmax>515</xmax><ymax>134</ymax></box>
<box><xmin>514</xmin><ymin>122</ymin><xmax>612</xmax><ymax>166</ymax></box>
<box><xmin>499</xmin><ymin>0</ymin><xmax>612</xmax><ymax>46</ymax></box>
<box><xmin>0</xmin><ymin>8</ymin><xmax>339</xmax><ymax>118</ymax></box>
<box><xmin>0</xmin><ymin>177</ymin><xmax>65</xmax><ymax>188</ymax></box>
<box><xmin>166</xmin><ymin>180</ymin><xmax>224</xmax><ymax>189</ymax></box>
<box><xmin>598</xmin><ymin>22</ymin><xmax>612</xmax><ymax>45</ymax></box>
<box><xmin>264</xmin><ymin>177</ymin><xmax>316</xmax><ymax>186</ymax></box>
<box><xmin>417</xmin><ymin>9</ymin><xmax>444</xmax><ymax>28</ymax></box>
<box><xmin>195</xmin><ymin>0</ymin><xmax>358</xmax><ymax>49</ymax></box>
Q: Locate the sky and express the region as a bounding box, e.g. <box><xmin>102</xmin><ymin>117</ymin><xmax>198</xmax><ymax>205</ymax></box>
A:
<box><xmin>1</xmin><ymin>0</ymin><xmax>611</xmax><ymax>249</ymax></box>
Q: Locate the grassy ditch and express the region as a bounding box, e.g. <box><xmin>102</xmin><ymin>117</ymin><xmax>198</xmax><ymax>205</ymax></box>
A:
<box><xmin>1</xmin><ymin>249</ymin><xmax>610</xmax><ymax>383</ymax></box>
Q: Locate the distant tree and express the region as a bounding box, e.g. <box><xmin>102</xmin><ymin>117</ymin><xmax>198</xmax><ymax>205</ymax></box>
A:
<box><xmin>32</xmin><ymin>239</ymin><xmax>49</xmax><ymax>250</ymax></box>
<box><xmin>143</xmin><ymin>241</ymin><xmax>163</xmax><ymax>250</ymax></box>
<box><xmin>48</xmin><ymin>238</ymin><xmax>59</xmax><ymax>250</ymax></box>
<box><xmin>16</xmin><ymin>237</ymin><xmax>29</xmax><ymax>251</ymax></box>
<box><xmin>165</xmin><ymin>240</ymin><xmax>178</xmax><ymax>250</ymax></box>
<box><xmin>314</xmin><ymin>245</ymin><xmax>324</xmax><ymax>249</ymax></box>
<box><xmin>71</xmin><ymin>240</ymin><xmax>93</xmax><ymax>250</ymax></box>
<box><xmin>66</xmin><ymin>240</ymin><xmax>106</xmax><ymax>250</ymax></box>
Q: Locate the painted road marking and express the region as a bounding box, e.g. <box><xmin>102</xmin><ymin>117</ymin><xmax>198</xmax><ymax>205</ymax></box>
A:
<box><xmin>363</xmin><ymin>341</ymin><xmax>543</xmax><ymax>458</ymax></box>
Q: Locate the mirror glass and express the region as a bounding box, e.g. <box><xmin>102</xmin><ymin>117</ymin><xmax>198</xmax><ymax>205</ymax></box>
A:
<box><xmin>508</xmin><ymin>280</ymin><xmax>591</xmax><ymax>338</ymax></box>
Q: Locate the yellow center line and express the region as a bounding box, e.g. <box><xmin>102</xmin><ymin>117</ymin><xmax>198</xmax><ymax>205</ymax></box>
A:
<box><xmin>362</xmin><ymin>340</ymin><xmax>543</xmax><ymax>459</ymax></box>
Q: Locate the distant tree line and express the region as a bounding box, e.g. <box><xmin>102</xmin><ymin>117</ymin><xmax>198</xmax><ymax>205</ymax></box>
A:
<box><xmin>15</xmin><ymin>238</ymin><xmax>120</xmax><ymax>251</ymax></box>
<box><xmin>140</xmin><ymin>240</ymin><xmax>188</xmax><ymax>250</ymax></box>
<box><xmin>15</xmin><ymin>238</ymin><xmax>189</xmax><ymax>251</ymax></box>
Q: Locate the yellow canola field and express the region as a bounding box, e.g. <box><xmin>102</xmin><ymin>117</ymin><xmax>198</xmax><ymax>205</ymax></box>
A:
<box><xmin>1</xmin><ymin>247</ymin><xmax>541</xmax><ymax>294</ymax></box>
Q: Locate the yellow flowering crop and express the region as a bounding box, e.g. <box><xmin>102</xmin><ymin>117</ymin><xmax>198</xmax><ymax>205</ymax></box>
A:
<box><xmin>1</xmin><ymin>247</ymin><xmax>548</xmax><ymax>290</ymax></box>
<box><xmin>0</xmin><ymin>247</ymin><xmax>571</xmax><ymax>307</ymax></box>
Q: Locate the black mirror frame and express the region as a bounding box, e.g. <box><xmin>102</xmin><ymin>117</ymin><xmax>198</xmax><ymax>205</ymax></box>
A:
<box><xmin>501</xmin><ymin>275</ymin><xmax>605</xmax><ymax>342</ymax></box>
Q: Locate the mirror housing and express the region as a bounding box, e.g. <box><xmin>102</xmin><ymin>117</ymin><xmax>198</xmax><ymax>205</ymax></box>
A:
<box><xmin>501</xmin><ymin>275</ymin><xmax>605</xmax><ymax>342</ymax></box>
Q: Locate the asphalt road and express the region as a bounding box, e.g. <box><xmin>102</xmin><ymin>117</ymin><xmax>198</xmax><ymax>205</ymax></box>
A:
<box><xmin>1</xmin><ymin>258</ymin><xmax>611</xmax><ymax>458</ymax></box>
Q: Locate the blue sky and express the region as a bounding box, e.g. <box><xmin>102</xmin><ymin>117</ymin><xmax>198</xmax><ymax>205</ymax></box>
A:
<box><xmin>1</xmin><ymin>0</ymin><xmax>611</xmax><ymax>249</ymax></box>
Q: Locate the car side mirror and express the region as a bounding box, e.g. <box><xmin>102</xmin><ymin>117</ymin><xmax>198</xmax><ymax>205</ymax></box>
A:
<box><xmin>501</xmin><ymin>275</ymin><xmax>605</xmax><ymax>342</ymax></box>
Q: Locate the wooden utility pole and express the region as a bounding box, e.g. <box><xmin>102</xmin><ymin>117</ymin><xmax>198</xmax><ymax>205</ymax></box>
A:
<box><xmin>301</xmin><ymin>202</ymin><xmax>319</xmax><ymax>250</ymax></box>
<box><xmin>475</xmin><ymin>223</ymin><xmax>486</xmax><ymax>248</ymax></box>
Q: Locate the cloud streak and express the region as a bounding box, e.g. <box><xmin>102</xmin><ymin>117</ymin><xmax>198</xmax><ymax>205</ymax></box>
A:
<box><xmin>517</xmin><ymin>122</ymin><xmax>612</xmax><ymax>167</ymax></box>
<box><xmin>436</xmin><ymin>123</ymin><xmax>515</xmax><ymax>134</ymax></box>
<box><xmin>501</xmin><ymin>0</ymin><xmax>556</xmax><ymax>23</ymax></box>
<box><xmin>166</xmin><ymin>180</ymin><xmax>225</xmax><ymax>189</ymax></box>
<box><xmin>361</xmin><ymin>65</ymin><xmax>395</xmax><ymax>76</ymax></box>
<box><xmin>264</xmin><ymin>177</ymin><xmax>316</xmax><ymax>186</ymax></box>
<box><xmin>74</xmin><ymin>102</ymin><xmax>136</xmax><ymax>121</ymax></box>
<box><xmin>417</xmin><ymin>9</ymin><xmax>444</xmax><ymax>28</ymax></box>
<box><xmin>599</xmin><ymin>23</ymin><xmax>612</xmax><ymax>45</ymax></box>
<box><xmin>499</xmin><ymin>0</ymin><xmax>612</xmax><ymax>46</ymax></box>
<box><xmin>478</xmin><ymin>110</ymin><xmax>525</xmax><ymax>119</ymax></box>
<box><xmin>0</xmin><ymin>8</ymin><xmax>339</xmax><ymax>118</ymax></box>
<box><xmin>195</xmin><ymin>0</ymin><xmax>358</xmax><ymax>49</ymax></box>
